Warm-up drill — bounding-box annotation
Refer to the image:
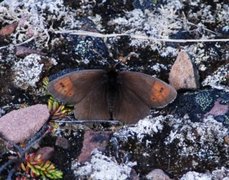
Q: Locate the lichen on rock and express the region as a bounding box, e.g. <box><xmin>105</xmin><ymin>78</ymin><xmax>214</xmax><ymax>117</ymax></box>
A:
<box><xmin>12</xmin><ymin>54</ymin><xmax>44</xmax><ymax>89</ymax></box>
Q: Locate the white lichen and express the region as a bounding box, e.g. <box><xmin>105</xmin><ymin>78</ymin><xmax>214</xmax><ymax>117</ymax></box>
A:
<box><xmin>151</xmin><ymin>63</ymin><xmax>168</xmax><ymax>72</ymax></box>
<box><xmin>109</xmin><ymin>7</ymin><xmax>182</xmax><ymax>55</ymax></box>
<box><xmin>165</xmin><ymin>115</ymin><xmax>228</xmax><ymax>159</ymax></box>
<box><xmin>180</xmin><ymin>171</ymin><xmax>212</xmax><ymax>180</ymax></box>
<box><xmin>113</xmin><ymin>115</ymin><xmax>168</xmax><ymax>142</ymax></box>
<box><xmin>0</xmin><ymin>0</ymin><xmax>79</xmax><ymax>47</ymax></box>
<box><xmin>202</xmin><ymin>64</ymin><xmax>229</xmax><ymax>92</ymax></box>
<box><xmin>72</xmin><ymin>150</ymin><xmax>136</xmax><ymax>180</ymax></box>
<box><xmin>12</xmin><ymin>54</ymin><xmax>44</xmax><ymax>89</ymax></box>
<box><xmin>180</xmin><ymin>167</ymin><xmax>229</xmax><ymax>180</ymax></box>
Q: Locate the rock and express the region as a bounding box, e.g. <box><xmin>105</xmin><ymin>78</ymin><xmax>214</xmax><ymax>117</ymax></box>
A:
<box><xmin>169</xmin><ymin>50</ymin><xmax>199</xmax><ymax>90</ymax></box>
<box><xmin>0</xmin><ymin>104</ymin><xmax>49</xmax><ymax>143</ymax></box>
<box><xmin>205</xmin><ymin>100</ymin><xmax>228</xmax><ymax>116</ymax></box>
<box><xmin>0</xmin><ymin>21</ymin><xmax>18</xmax><ymax>37</ymax></box>
<box><xmin>55</xmin><ymin>136</ymin><xmax>70</xmax><ymax>149</ymax></box>
<box><xmin>180</xmin><ymin>171</ymin><xmax>212</xmax><ymax>180</ymax></box>
<box><xmin>16</xmin><ymin>46</ymin><xmax>46</xmax><ymax>57</ymax></box>
<box><xmin>109</xmin><ymin>113</ymin><xmax>228</xmax><ymax>179</ymax></box>
<box><xmin>35</xmin><ymin>146</ymin><xmax>54</xmax><ymax>161</ymax></box>
<box><xmin>146</xmin><ymin>169</ymin><xmax>172</xmax><ymax>180</ymax></box>
<box><xmin>167</xmin><ymin>89</ymin><xmax>229</xmax><ymax>125</ymax></box>
<box><xmin>224</xmin><ymin>135</ymin><xmax>229</xmax><ymax>145</ymax></box>
<box><xmin>62</xmin><ymin>18</ymin><xmax>109</xmax><ymax>65</ymax></box>
<box><xmin>77</xmin><ymin>130</ymin><xmax>112</xmax><ymax>163</ymax></box>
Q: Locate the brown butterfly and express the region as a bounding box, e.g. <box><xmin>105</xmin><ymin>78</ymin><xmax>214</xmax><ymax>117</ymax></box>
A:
<box><xmin>48</xmin><ymin>68</ymin><xmax>177</xmax><ymax>124</ymax></box>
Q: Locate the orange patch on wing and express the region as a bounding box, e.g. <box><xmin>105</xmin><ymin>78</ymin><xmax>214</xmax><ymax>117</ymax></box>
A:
<box><xmin>53</xmin><ymin>76</ymin><xmax>74</xmax><ymax>97</ymax></box>
<box><xmin>150</xmin><ymin>81</ymin><xmax>170</xmax><ymax>102</ymax></box>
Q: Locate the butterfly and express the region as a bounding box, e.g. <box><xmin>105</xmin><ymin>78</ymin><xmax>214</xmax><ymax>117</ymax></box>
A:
<box><xmin>48</xmin><ymin>68</ymin><xmax>177</xmax><ymax>124</ymax></box>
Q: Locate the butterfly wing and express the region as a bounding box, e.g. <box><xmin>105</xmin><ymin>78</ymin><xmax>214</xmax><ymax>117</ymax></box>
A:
<box><xmin>73</xmin><ymin>81</ymin><xmax>110</xmax><ymax>120</ymax></box>
<box><xmin>112</xmin><ymin>71</ymin><xmax>177</xmax><ymax>123</ymax></box>
<box><xmin>113</xmin><ymin>87</ymin><xmax>150</xmax><ymax>124</ymax></box>
<box><xmin>48</xmin><ymin>70</ymin><xmax>110</xmax><ymax>120</ymax></box>
<box><xmin>119</xmin><ymin>71</ymin><xmax>177</xmax><ymax>108</ymax></box>
<box><xmin>48</xmin><ymin>70</ymin><xmax>105</xmax><ymax>104</ymax></box>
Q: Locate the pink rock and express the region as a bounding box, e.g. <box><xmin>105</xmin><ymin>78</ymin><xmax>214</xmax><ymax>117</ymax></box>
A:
<box><xmin>0</xmin><ymin>104</ymin><xmax>49</xmax><ymax>143</ymax></box>
<box><xmin>77</xmin><ymin>130</ymin><xmax>112</xmax><ymax>163</ymax></box>
<box><xmin>16</xmin><ymin>46</ymin><xmax>46</xmax><ymax>57</ymax></box>
<box><xmin>224</xmin><ymin>136</ymin><xmax>229</xmax><ymax>145</ymax></box>
<box><xmin>0</xmin><ymin>21</ymin><xmax>18</xmax><ymax>37</ymax></box>
<box><xmin>169</xmin><ymin>50</ymin><xmax>199</xmax><ymax>90</ymax></box>
<box><xmin>205</xmin><ymin>100</ymin><xmax>228</xmax><ymax>116</ymax></box>
<box><xmin>35</xmin><ymin>146</ymin><xmax>54</xmax><ymax>161</ymax></box>
<box><xmin>55</xmin><ymin>136</ymin><xmax>69</xmax><ymax>149</ymax></box>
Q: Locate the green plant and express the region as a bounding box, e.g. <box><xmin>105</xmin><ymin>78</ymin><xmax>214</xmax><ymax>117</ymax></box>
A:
<box><xmin>20</xmin><ymin>153</ymin><xmax>63</xmax><ymax>179</ymax></box>
<box><xmin>48</xmin><ymin>96</ymin><xmax>73</xmax><ymax>120</ymax></box>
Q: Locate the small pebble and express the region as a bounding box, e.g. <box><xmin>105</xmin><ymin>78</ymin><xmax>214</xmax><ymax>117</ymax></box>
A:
<box><xmin>55</xmin><ymin>136</ymin><xmax>70</xmax><ymax>149</ymax></box>
<box><xmin>16</xmin><ymin>46</ymin><xmax>46</xmax><ymax>57</ymax></box>
<box><xmin>224</xmin><ymin>135</ymin><xmax>229</xmax><ymax>145</ymax></box>
<box><xmin>36</xmin><ymin>146</ymin><xmax>54</xmax><ymax>161</ymax></box>
<box><xmin>205</xmin><ymin>100</ymin><xmax>228</xmax><ymax>116</ymax></box>
<box><xmin>77</xmin><ymin>130</ymin><xmax>112</xmax><ymax>163</ymax></box>
<box><xmin>0</xmin><ymin>21</ymin><xmax>18</xmax><ymax>36</ymax></box>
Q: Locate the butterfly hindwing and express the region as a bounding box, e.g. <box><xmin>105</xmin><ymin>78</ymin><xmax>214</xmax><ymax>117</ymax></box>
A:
<box><xmin>113</xmin><ymin>86</ymin><xmax>150</xmax><ymax>123</ymax></box>
<box><xmin>73</xmin><ymin>81</ymin><xmax>110</xmax><ymax>120</ymax></box>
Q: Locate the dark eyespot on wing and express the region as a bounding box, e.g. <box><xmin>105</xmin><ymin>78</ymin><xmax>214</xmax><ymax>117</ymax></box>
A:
<box><xmin>149</xmin><ymin>80</ymin><xmax>177</xmax><ymax>107</ymax></box>
<box><xmin>49</xmin><ymin>76</ymin><xmax>74</xmax><ymax>97</ymax></box>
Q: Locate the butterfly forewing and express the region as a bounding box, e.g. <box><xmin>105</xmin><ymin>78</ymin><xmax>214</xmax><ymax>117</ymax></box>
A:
<box><xmin>118</xmin><ymin>72</ymin><xmax>177</xmax><ymax>108</ymax></box>
<box><xmin>48</xmin><ymin>70</ymin><xmax>106</xmax><ymax>104</ymax></box>
<box><xmin>48</xmin><ymin>70</ymin><xmax>111</xmax><ymax>120</ymax></box>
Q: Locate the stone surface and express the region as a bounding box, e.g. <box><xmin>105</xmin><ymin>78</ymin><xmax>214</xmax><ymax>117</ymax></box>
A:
<box><xmin>205</xmin><ymin>100</ymin><xmax>228</xmax><ymax>116</ymax></box>
<box><xmin>12</xmin><ymin>54</ymin><xmax>44</xmax><ymax>89</ymax></box>
<box><xmin>55</xmin><ymin>136</ymin><xmax>70</xmax><ymax>149</ymax></box>
<box><xmin>146</xmin><ymin>169</ymin><xmax>172</xmax><ymax>180</ymax></box>
<box><xmin>0</xmin><ymin>0</ymin><xmax>228</xmax><ymax>179</ymax></box>
<box><xmin>202</xmin><ymin>64</ymin><xmax>229</xmax><ymax>92</ymax></box>
<box><xmin>77</xmin><ymin>130</ymin><xmax>112</xmax><ymax>163</ymax></box>
<box><xmin>167</xmin><ymin>89</ymin><xmax>229</xmax><ymax>126</ymax></box>
<box><xmin>169</xmin><ymin>50</ymin><xmax>199</xmax><ymax>90</ymax></box>
<box><xmin>0</xmin><ymin>104</ymin><xmax>49</xmax><ymax>143</ymax></box>
<box><xmin>73</xmin><ymin>151</ymin><xmax>136</xmax><ymax>180</ymax></box>
<box><xmin>180</xmin><ymin>167</ymin><xmax>229</xmax><ymax>180</ymax></box>
<box><xmin>16</xmin><ymin>46</ymin><xmax>46</xmax><ymax>57</ymax></box>
<box><xmin>0</xmin><ymin>21</ymin><xmax>18</xmax><ymax>37</ymax></box>
<box><xmin>35</xmin><ymin>146</ymin><xmax>54</xmax><ymax>161</ymax></box>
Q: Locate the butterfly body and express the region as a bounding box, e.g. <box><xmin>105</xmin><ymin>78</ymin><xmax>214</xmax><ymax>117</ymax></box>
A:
<box><xmin>103</xmin><ymin>69</ymin><xmax>120</xmax><ymax>119</ymax></box>
<box><xmin>48</xmin><ymin>69</ymin><xmax>177</xmax><ymax>124</ymax></box>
